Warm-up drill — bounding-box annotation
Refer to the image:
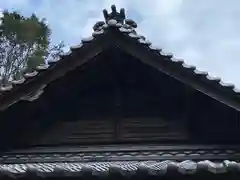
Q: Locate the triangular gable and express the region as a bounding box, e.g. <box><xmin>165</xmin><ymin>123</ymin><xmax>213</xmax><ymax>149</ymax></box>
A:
<box><xmin>0</xmin><ymin>5</ymin><xmax>240</xmax><ymax>111</ymax></box>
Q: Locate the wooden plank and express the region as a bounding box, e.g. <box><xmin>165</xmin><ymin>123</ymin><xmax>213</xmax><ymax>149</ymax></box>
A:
<box><xmin>36</xmin><ymin>116</ymin><xmax>189</xmax><ymax>145</ymax></box>
<box><xmin>119</xmin><ymin>117</ymin><xmax>188</xmax><ymax>141</ymax></box>
<box><xmin>121</xmin><ymin>131</ymin><xmax>187</xmax><ymax>136</ymax></box>
<box><xmin>118</xmin><ymin>136</ymin><xmax>188</xmax><ymax>141</ymax></box>
<box><xmin>36</xmin><ymin>119</ymin><xmax>116</xmax><ymax>145</ymax></box>
<box><xmin>67</xmin><ymin>134</ymin><xmax>114</xmax><ymax>139</ymax></box>
<box><xmin>71</xmin><ymin>130</ymin><xmax>115</xmax><ymax>135</ymax></box>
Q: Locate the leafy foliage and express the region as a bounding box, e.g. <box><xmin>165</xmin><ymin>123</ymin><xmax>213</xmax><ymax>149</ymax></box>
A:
<box><xmin>0</xmin><ymin>10</ymin><xmax>64</xmax><ymax>82</ymax></box>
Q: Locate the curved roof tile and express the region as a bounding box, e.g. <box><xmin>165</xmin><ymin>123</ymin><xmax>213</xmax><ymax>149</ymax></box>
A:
<box><xmin>0</xmin><ymin>160</ymin><xmax>239</xmax><ymax>178</ymax></box>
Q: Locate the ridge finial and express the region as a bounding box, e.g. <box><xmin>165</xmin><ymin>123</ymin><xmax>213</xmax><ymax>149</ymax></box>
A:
<box><xmin>102</xmin><ymin>5</ymin><xmax>126</xmax><ymax>23</ymax></box>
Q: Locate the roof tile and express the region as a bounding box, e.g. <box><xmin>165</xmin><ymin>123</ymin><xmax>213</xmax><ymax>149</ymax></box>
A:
<box><xmin>0</xmin><ymin>160</ymin><xmax>239</xmax><ymax>178</ymax></box>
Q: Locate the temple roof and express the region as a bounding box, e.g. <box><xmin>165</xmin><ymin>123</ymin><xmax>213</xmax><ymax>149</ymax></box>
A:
<box><xmin>0</xmin><ymin>5</ymin><xmax>240</xmax><ymax>111</ymax></box>
<box><xmin>2</xmin><ymin>144</ymin><xmax>240</xmax><ymax>163</ymax></box>
<box><xmin>1</xmin><ymin>143</ymin><xmax>240</xmax><ymax>178</ymax></box>
<box><xmin>0</xmin><ymin>160</ymin><xmax>239</xmax><ymax>178</ymax></box>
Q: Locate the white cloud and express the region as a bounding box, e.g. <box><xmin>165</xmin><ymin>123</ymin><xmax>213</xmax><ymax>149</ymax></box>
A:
<box><xmin>1</xmin><ymin>0</ymin><xmax>240</xmax><ymax>87</ymax></box>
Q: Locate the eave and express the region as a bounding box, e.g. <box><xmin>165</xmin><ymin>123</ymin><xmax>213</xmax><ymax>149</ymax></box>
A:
<box><xmin>1</xmin><ymin>160</ymin><xmax>240</xmax><ymax>178</ymax></box>
<box><xmin>2</xmin><ymin>144</ymin><xmax>240</xmax><ymax>163</ymax></box>
<box><xmin>1</xmin><ymin>144</ymin><xmax>240</xmax><ymax>178</ymax></box>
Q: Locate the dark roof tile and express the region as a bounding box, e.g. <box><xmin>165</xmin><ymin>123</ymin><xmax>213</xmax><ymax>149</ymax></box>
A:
<box><xmin>0</xmin><ymin>160</ymin><xmax>239</xmax><ymax>178</ymax></box>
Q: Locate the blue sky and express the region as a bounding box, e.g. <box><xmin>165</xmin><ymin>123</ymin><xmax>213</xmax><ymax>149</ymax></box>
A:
<box><xmin>1</xmin><ymin>0</ymin><xmax>240</xmax><ymax>87</ymax></box>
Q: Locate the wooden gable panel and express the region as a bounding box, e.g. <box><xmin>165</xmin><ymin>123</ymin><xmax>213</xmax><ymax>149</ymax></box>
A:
<box><xmin>37</xmin><ymin>119</ymin><xmax>116</xmax><ymax>145</ymax></box>
<box><xmin>119</xmin><ymin>118</ymin><xmax>188</xmax><ymax>142</ymax></box>
<box><xmin>34</xmin><ymin>117</ymin><xmax>188</xmax><ymax>146</ymax></box>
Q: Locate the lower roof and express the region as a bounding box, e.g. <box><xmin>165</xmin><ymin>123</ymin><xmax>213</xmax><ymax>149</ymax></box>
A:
<box><xmin>1</xmin><ymin>144</ymin><xmax>240</xmax><ymax>164</ymax></box>
<box><xmin>0</xmin><ymin>160</ymin><xmax>239</xmax><ymax>178</ymax></box>
<box><xmin>1</xmin><ymin>145</ymin><xmax>240</xmax><ymax>178</ymax></box>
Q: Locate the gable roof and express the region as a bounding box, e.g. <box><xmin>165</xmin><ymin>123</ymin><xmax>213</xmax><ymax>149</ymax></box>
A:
<box><xmin>0</xmin><ymin>160</ymin><xmax>239</xmax><ymax>178</ymax></box>
<box><xmin>0</xmin><ymin>5</ymin><xmax>240</xmax><ymax>111</ymax></box>
<box><xmin>1</xmin><ymin>144</ymin><xmax>240</xmax><ymax>178</ymax></box>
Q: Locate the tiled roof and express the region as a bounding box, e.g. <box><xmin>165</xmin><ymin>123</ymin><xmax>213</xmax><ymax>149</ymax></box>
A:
<box><xmin>0</xmin><ymin>5</ymin><xmax>240</xmax><ymax>110</ymax></box>
<box><xmin>1</xmin><ymin>145</ymin><xmax>240</xmax><ymax>164</ymax></box>
<box><xmin>0</xmin><ymin>65</ymin><xmax>48</xmax><ymax>99</ymax></box>
<box><xmin>0</xmin><ymin>160</ymin><xmax>239</xmax><ymax>178</ymax></box>
<box><xmin>1</xmin><ymin>144</ymin><xmax>240</xmax><ymax>177</ymax></box>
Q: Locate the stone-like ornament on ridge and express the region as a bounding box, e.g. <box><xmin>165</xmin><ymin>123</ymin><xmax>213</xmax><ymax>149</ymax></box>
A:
<box><xmin>107</xmin><ymin>19</ymin><xmax>118</xmax><ymax>27</ymax></box>
<box><xmin>93</xmin><ymin>21</ymin><xmax>105</xmax><ymax>31</ymax></box>
<box><xmin>81</xmin><ymin>36</ymin><xmax>94</xmax><ymax>43</ymax></box>
<box><xmin>0</xmin><ymin>84</ymin><xmax>12</xmax><ymax>91</ymax></box>
<box><xmin>194</xmin><ymin>69</ymin><xmax>208</xmax><ymax>76</ymax></box>
<box><xmin>128</xmin><ymin>33</ymin><xmax>140</xmax><ymax>39</ymax></box>
<box><xmin>24</xmin><ymin>71</ymin><xmax>38</xmax><ymax>78</ymax></box>
<box><xmin>125</xmin><ymin>19</ymin><xmax>138</xmax><ymax>28</ymax></box>
<box><xmin>11</xmin><ymin>78</ymin><xmax>26</xmax><ymax>85</ymax></box>
<box><xmin>70</xmin><ymin>44</ymin><xmax>83</xmax><ymax>50</ymax></box>
<box><xmin>182</xmin><ymin>63</ymin><xmax>196</xmax><ymax>70</ymax></box>
<box><xmin>92</xmin><ymin>29</ymin><xmax>104</xmax><ymax>37</ymax></box>
<box><xmin>36</xmin><ymin>64</ymin><xmax>49</xmax><ymax>70</ymax></box>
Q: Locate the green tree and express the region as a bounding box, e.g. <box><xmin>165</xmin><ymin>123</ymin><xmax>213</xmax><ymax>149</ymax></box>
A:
<box><xmin>0</xmin><ymin>10</ymin><xmax>64</xmax><ymax>82</ymax></box>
